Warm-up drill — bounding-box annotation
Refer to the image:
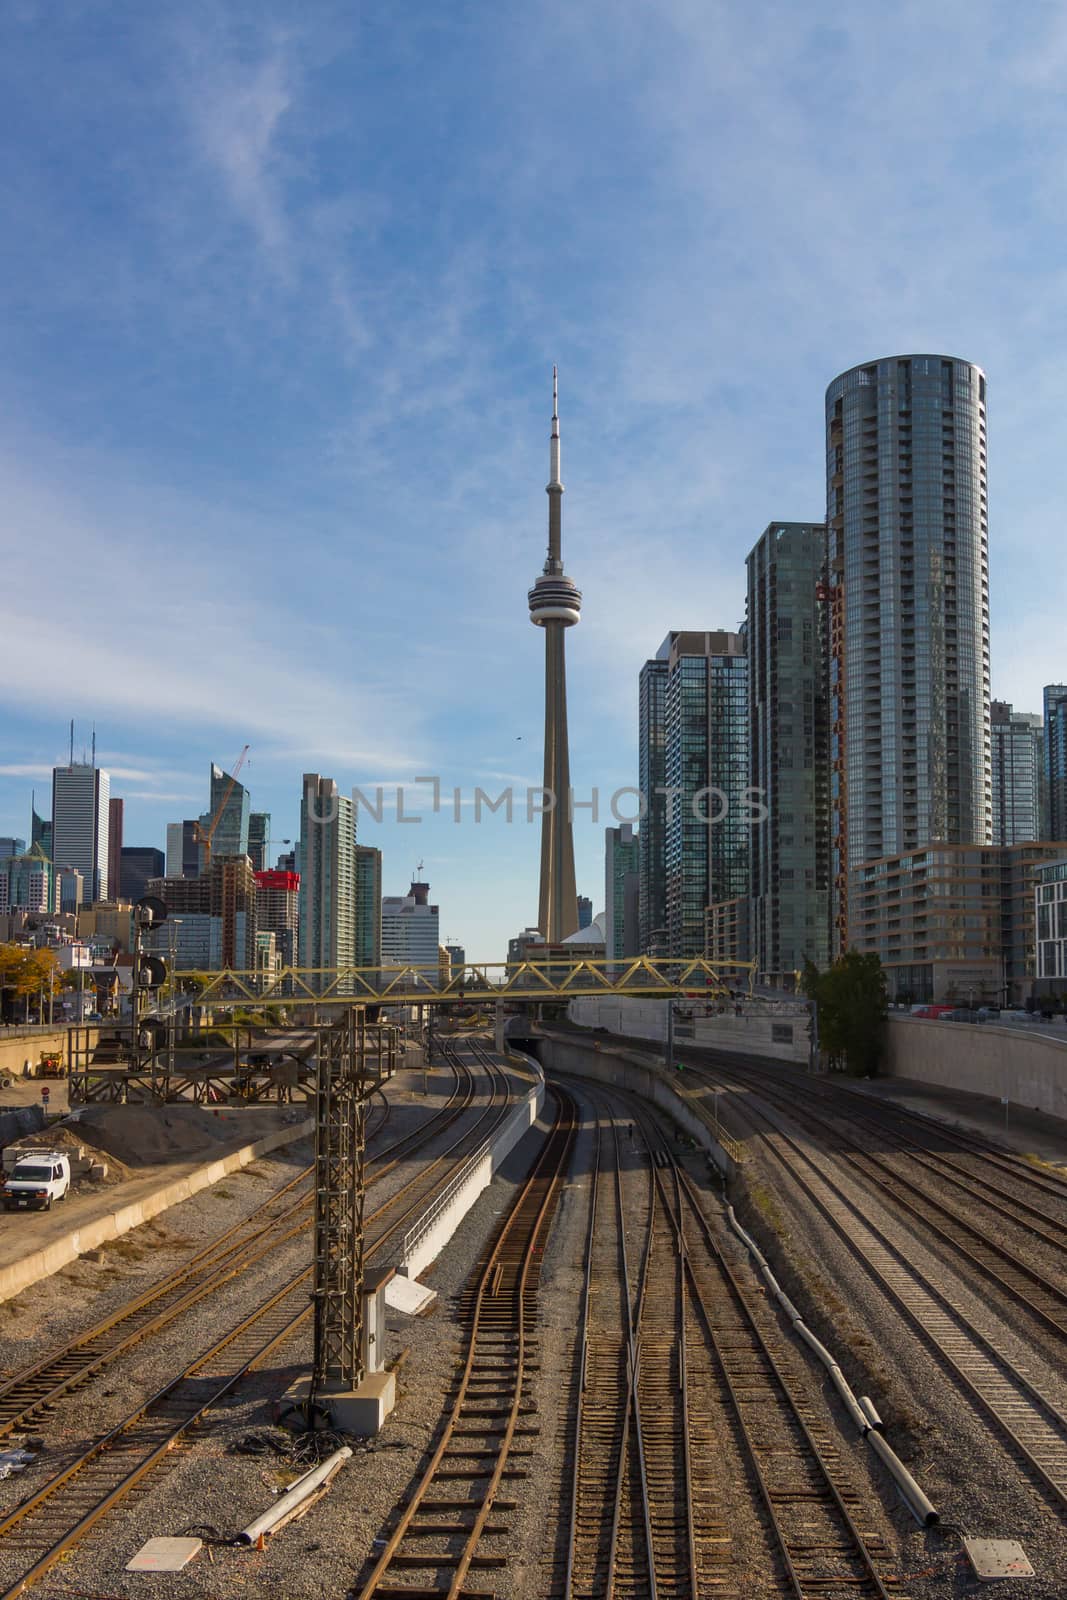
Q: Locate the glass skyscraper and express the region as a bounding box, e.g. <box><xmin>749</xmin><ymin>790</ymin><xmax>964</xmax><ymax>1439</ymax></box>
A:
<box><xmin>826</xmin><ymin>355</ymin><xmax>990</xmax><ymax>947</ymax></box>
<box><xmin>638</xmin><ymin>648</ymin><xmax>669</xmax><ymax>953</ymax></box>
<box><xmin>990</xmin><ymin>701</ymin><xmax>1042</xmax><ymax>846</ymax></box>
<box><xmin>746</xmin><ymin>522</ymin><xmax>831</xmax><ymax>982</ymax></box>
<box><xmin>1043</xmin><ymin>685</ymin><xmax>1067</xmax><ymax>842</ymax></box>
<box><xmin>660</xmin><ymin>631</ymin><xmax>748</xmax><ymax>959</ymax></box>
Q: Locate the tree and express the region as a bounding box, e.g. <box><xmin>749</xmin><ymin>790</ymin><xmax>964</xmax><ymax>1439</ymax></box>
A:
<box><xmin>802</xmin><ymin>950</ymin><xmax>887</xmax><ymax>1076</ymax></box>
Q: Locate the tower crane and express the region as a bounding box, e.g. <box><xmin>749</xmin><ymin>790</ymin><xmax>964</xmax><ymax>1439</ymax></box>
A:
<box><xmin>192</xmin><ymin>745</ymin><xmax>250</xmax><ymax>871</ymax></box>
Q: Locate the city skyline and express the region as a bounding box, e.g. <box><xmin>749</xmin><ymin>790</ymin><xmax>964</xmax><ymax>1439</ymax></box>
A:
<box><xmin>4</xmin><ymin>6</ymin><xmax>1067</xmax><ymax>958</ymax></box>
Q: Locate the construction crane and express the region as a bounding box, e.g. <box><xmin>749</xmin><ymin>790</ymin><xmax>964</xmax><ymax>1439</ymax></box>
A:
<box><xmin>192</xmin><ymin>745</ymin><xmax>250</xmax><ymax>871</ymax></box>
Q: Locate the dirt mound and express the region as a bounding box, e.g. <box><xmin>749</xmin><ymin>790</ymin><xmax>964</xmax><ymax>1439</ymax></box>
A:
<box><xmin>9</xmin><ymin>1122</ymin><xmax>132</xmax><ymax>1187</ymax></box>
<box><xmin>66</xmin><ymin>1105</ymin><xmax>289</xmax><ymax>1169</ymax></box>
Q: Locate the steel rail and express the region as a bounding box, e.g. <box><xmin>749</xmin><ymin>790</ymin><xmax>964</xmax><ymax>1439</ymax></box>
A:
<box><xmin>353</xmin><ymin>1083</ymin><xmax>577</xmax><ymax>1600</ymax></box>
<box><xmin>732</xmin><ymin>1089</ymin><xmax>1067</xmax><ymax>1513</ymax></box>
<box><xmin>0</xmin><ymin>1050</ymin><xmax>517</xmax><ymax>1600</ymax></box>
<box><xmin>0</xmin><ymin>1064</ymin><xmax>466</xmax><ymax>1440</ymax></box>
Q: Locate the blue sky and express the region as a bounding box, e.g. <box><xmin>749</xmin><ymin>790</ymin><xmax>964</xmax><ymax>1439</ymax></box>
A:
<box><xmin>3</xmin><ymin>0</ymin><xmax>1067</xmax><ymax>959</ymax></box>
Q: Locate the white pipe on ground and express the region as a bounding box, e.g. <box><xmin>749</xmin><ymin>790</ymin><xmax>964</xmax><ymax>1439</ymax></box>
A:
<box><xmin>237</xmin><ymin>1446</ymin><xmax>352</xmax><ymax>1545</ymax></box>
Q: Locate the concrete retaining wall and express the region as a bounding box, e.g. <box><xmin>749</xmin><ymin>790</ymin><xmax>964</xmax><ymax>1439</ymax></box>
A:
<box><xmin>887</xmin><ymin>1015</ymin><xmax>1067</xmax><ymax>1121</ymax></box>
<box><xmin>0</xmin><ymin>1028</ymin><xmax>95</xmax><ymax>1079</ymax></box>
<box><xmin>0</xmin><ymin>1114</ymin><xmax>314</xmax><ymax>1305</ymax></box>
<box><xmin>566</xmin><ymin>997</ymin><xmax>807</xmax><ymax>1064</ymax></box>
<box><xmin>536</xmin><ymin>1029</ymin><xmax>740</xmax><ymax>1176</ymax></box>
<box><xmin>399</xmin><ymin>1052</ymin><xmax>545</xmax><ymax>1280</ymax></box>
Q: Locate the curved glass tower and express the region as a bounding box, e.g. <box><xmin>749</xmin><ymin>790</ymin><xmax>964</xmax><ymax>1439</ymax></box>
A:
<box><xmin>825</xmin><ymin>355</ymin><xmax>990</xmax><ymax>947</ymax></box>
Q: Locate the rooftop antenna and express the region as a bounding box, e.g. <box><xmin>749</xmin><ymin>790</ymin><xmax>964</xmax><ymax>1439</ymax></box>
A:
<box><xmin>91</xmin><ymin>726</ymin><xmax>96</xmax><ymax>769</ymax></box>
<box><xmin>69</xmin><ymin>720</ymin><xmax>74</xmax><ymax>766</ymax></box>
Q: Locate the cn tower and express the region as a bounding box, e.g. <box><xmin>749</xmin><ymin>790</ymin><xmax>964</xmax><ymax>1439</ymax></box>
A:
<box><xmin>528</xmin><ymin>368</ymin><xmax>581</xmax><ymax>943</ymax></box>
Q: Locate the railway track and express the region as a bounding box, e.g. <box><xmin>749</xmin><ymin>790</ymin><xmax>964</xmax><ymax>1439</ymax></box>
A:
<box><xmin>353</xmin><ymin>1080</ymin><xmax>576</xmax><ymax>1600</ymax></box>
<box><xmin>682</xmin><ymin>1056</ymin><xmax>1067</xmax><ymax>1346</ymax></box>
<box><xmin>726</xmin><ymin>1086</ymin><xmax>1067</xmax><ymax>1515</ymax></box>
<box><xmin>556</xmin><ymin>1076</ymin><xmax>897</xmax><ymax>1599</ymax></box>
<box><xmin>0</xmin><ymin>1061</ymin><xmax>471</xmax><ymax>1441</ymax></box>
<box><xmin>0</xmin><ymin>1042</ymin><xmax>518</xmax><ymax>1600</ymax></box>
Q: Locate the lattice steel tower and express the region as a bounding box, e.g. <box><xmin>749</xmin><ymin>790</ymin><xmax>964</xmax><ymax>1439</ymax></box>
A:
<box><xmin>528</xmin><ymin>369</ymin><xmax>582</xmax><ymax>942</ymax></box>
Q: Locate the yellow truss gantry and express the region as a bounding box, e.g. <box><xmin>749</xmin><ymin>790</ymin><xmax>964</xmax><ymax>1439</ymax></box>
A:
<box><xmin>183</xmin><ymin>955</ymin><xmax>757</xmax><ymax>1009</ymax></box>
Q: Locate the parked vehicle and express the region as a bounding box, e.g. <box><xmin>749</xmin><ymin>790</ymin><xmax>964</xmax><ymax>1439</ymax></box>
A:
<box><xmin>2</xmin><ymin>1152</ymin><xmax>71</xmax><ymax>1211</ymax></box>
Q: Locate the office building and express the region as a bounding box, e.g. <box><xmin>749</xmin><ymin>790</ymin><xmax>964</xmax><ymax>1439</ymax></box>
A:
<box><xmin>298</xmin><ymin>774</ymin><xmax>356</xmax><ymax>974</ymax></box>
<box><xmin>57</xmin><ymin>866</ymin><xmax>85</xmax><ymax>913</ymax></box>
<box><xmin>0</xmin><ymin>846</ymin><xmax>54</xmax><ymax>915</ymax></box>
<box><xmin>355</xmin><ymin>844</ymin><xmax>383</xmax><ymax>966</ymax></box>
<box><xmin>119</xmin><ymin>847</ymin><xmax>164</xmax><ymax>902</ymax></box>
<box><xmin>52</xmin><ymin>762</ymin><xmax>110</xmax><ymax>904</ymax></box>
<box><xmin>107</xmin><ymin>798</ymin><xmax>123</xmax><ymax>903</ymax></box>
<box><xmin>0</xmin><ymin>838</ymin><xmax>26</xmax><ymax>860</ymax></box>
<box><xmin>1044</xmin><ymin>686</ymin><xmax>1067</xmax><ymax>841</ymax></box>
<box><xmin>508</xmin><ymin>927</ymin><xmax>545</xmax><ymax>964</ymax></box>
<box><xmin>200</xmin><ymin>762</ymin><xmax>250</xmax><ymax>860</ymax></box>
<box><xmin>826</xmin><ymin>355</ymin><xmax>991</xmax><ymax>949</ymax></box>
<box><xmin>248</xmin><ymin>812</ymin><xmax>271</xmax><ymax>872</ymax></box>
<box><xmin>638</xmin><ymin>647</ymin><xmax>669</xmax><ymax>953</ymax></box>
<box><xmin>445</xmin><ymin>942</ymin><xmax>466</xmax><ymax>977</ymax></box>
<box><xmin>991</xmin><ymin>701</ymin><xmax>1043</xmax><ymax>846</ymax></box>
<box><xmin>78</xmin><ymin>902</ymin><xmax>135</xmax><ymax>953</ymax></box>
<box><xmin>166</xmin><ymin>820</ymin><xmax>202</xmax><ymax>879</ymax></box>
<box><xmin>382</xmin><ymin>880</ymin><xmax>440</xmax><ymax>984</ymax></box>
<box><xmin>746</xmin><ymin>522</ymin><xmax>831</xmax><ymax>983</ymax></box>
<box><xmin>658</xmin><ymin>630</ymin><xmax>749</xmax><ymax>958</ymax></box>
<box><xmin>529</xmin><ymin>370</ymin><xmax>582</xmax><ymax>942</ymax></box>
<box><xmin>577</xmin><ymin>895</ymin><xmax>593</xmax><ymax>931</ymax></box>
<box><xmin>604</xmin><ymin>823</ymin><xmax>640</xmax><ymax>962</ymax></box>
<box><xmin>255</xmin><ymin>869</ymin><xmax>300</xmax><ymax>967</ymax></box>
<box><xmin>31</xmin><ymin>802</ymin><xmax>52</xmax><ymax>860</ymax></box>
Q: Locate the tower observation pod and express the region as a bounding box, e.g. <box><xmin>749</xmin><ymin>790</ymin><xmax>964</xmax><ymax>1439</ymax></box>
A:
<box><xmin>529</xmin><ymin>368</ymin><xmax>581</xmax><ymax>943</ymax></box>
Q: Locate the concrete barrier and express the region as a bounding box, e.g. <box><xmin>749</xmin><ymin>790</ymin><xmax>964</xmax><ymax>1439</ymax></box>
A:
<box><xmin>0</xmin><ymin>1114</ymin><xmax>314</xmax><ymax>1305</ymax></box>
<box><xmin>0</xmin><ymin>1027</ymin><xmax>96</xmax><ymax>1079</ymax></box>
<box><xmin>535</xmin><ymin>1029</ymin><xmax>742</xmax><ymax>1176</ymax></box>
<box><xmin>887</xmin><ymin>1016</ymin><xmax>1067</xmax><ymax>1122</ymax></box>
<box><xmin>566</xmin><ymin>997</ymin><xmax>808</xmax><ymax>1063</ymax></box>
<box><xmin>399</xmin><ymin>1050</ymin><xmax>544</xmax><ymax>1280</ymax></box>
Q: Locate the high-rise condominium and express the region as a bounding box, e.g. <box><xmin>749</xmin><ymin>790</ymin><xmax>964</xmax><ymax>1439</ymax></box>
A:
<box><xmin>355</xmin><ymin>844</ymin><xmax>383</xmax><ymax>966</ymax></box>
<box><xmin>826</xmin><ymin>355</ymin><xmax>990</xmax><ymax>947</ymax></box>
<box><xmin>201</xmin><ymin>763</ymin><xmax>251</xmax><ymax>859</ymax></box>
<box><xmin>638</xmin><ymin>647</ymin><xmax>669</xmax><ymax>953</ymax></box>
<box><xmin>1043</xmin><ymin>685</ymin><xmax>1067</xmax><ymax>842</ymax></box>
<box><xmin>604</xmin><ymin>823</ymin><xmax>640</xmax><ymax>962</ymax></box>
<box><xmin>248</xmin><ymin>812</ymin><xmax>271</xmax><ymax>872</ymax></box>
<box><xmin>656</xmin><ymin>631</ymin><xmax>748</xmax><ymax>959</ymax></box>
<box><xmin>52</xmin><ymin>762</ymin><xmax>110</xmax><ymax>904</ymax></box>
<box><xmin>298</xmin><ymin>775</ymin><xmax>356</xmax><ymax>975</ymax></box>
<box><xmin>746</xmin><ymin>522</ymin><xmax>831</xmax><ymax>982</ymax></box>
<box><xmin>991</xmin><ymin>701</ymin><xmax>1043</xmax><ymax>846</ymax></box>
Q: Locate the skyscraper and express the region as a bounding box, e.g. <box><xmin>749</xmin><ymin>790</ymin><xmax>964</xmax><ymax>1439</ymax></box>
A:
<box><xmin>248</xmin><ymin>812</ymin><xmax>271</xmax><ymax>872</ymax></box>
<box><xmin>638</xmin><ymin>646</ymin><xmax>669</xmax><ymax>953</ymax></box>
<box><xmin>107</xmin><ymin>797</ymin><xmax>123</xmax><ymax>902</ymax></box>
<box><xmin>826</xmin><ymin>355</ymin><xmax>991</xmax><ymax>948</ymax></box>
<box><xmin>576</xmin><ymin>895</ymin><xmax>593</xmax><ymax>930</ymax></box>
<box><xmin>382</xmin><ymin>880</ymin><xmax>440</xmax><ymax>983</ymax></box>
<box><xmin>660</xmin><ymin>631</ymin><xmax>749</xmax><ymax>959</ymax></box>
<box><xmin>604</xmin><ymin>823</ymin><xmax>640</xmax><ymax>962</ymax></box>
<box><xmin>528</xmin><ymin>369</ymin><xmax>581</xmax><ymax>943</ymax></box>
<box><xmin>120</xmin><ymin>846</ymin><xmax>165</xmax><ymax>901</ymax></box>
<box><xmin>746</xmin><ymin>522</ymin><xmax>831</xmax><ymax>982</ymax></box>
<box><xmin>31</xmin><ymin>801</ymin><xmax>52</xmax><ymax>861</ymax></box>
<box><xmin>355</xmin><ymin>844</ymin><xmax>383</xmax><ymax>966</ymax></box>
<box><xmin>1043</xmin><ymin>685</ymin><xmax>1067</xmax><ymax>841</ymax></box>
<box><xmin>166</xmin><ymin>820</ymin><xmax>202</xmax><ymax>879</ymax></box>
<box><xmin>298</xmin><ymin>775</ymin><xmax>356</xmax><ymax>975</ymax></box>
<box><xmin>991</xmin><ymin>701</ymin><xmax>1042</xmax><ymax>846</ymax></box>
<box><xmin>52</xmin><ymin>762</ymin><xmax>110</xmax><ymax>904</ymax></box>
<box><xmin>201</xmin><ymin>763</ymin><xmax>250</xmax><ymax>860</ymax></box>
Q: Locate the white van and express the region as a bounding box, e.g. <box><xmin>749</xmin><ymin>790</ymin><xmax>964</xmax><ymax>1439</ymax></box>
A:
<box><xmin>2</xmin><ymin>1152</ymin><xmax>72</xmax><ymax>1212</ymax></box>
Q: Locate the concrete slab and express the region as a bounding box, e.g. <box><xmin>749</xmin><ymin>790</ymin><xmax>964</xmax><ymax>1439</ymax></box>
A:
<box><xmin>962</xmin><ymin>1536</ymin><xmax>1034</xmax><ymax>1581</ymax></box>
<box><xmin>126</xmin><ymin>1536</ymin><xmax>202</xmax><ymax>1572</ymax></box>
<box><xmin>322</xmin><ymin>1371</ymin><xmax>396</xmax><ymax>1435</ymax></box>
<box><xmin>387</xmin><ymin>1274</ymin><xmax>437</xmax><ymax>1316</ymax></box>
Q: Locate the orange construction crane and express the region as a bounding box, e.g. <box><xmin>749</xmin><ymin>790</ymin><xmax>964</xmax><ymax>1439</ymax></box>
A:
<box><xmin>193</xmin><ymin>745</ymin><xmax>250</xmax><ymax>870</ymax></box>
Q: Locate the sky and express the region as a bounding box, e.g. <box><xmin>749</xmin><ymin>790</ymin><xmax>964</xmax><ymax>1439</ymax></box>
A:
<box><xmin>3</xmin><ymin>0</ymin><xmax>1067</xmax><ymax>959</ymax></box>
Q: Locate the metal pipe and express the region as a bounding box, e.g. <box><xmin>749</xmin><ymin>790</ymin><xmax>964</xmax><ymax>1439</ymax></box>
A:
<box><xmin>866</xmin><ymin>1429</ymin><xmax>939</xmax><ymax>1527</ymax></box>
<box><xmin>237</xmin><ymin>1446</ymin><xmax>352</xmax><ymax>1545</ymax></box>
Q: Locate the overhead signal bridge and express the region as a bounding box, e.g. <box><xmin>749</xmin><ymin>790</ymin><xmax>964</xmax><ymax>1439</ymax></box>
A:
<box><xmin>185</xmin><ymin>955</ymin><xmax>757</xmax><ymax>1010</ymax></box>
